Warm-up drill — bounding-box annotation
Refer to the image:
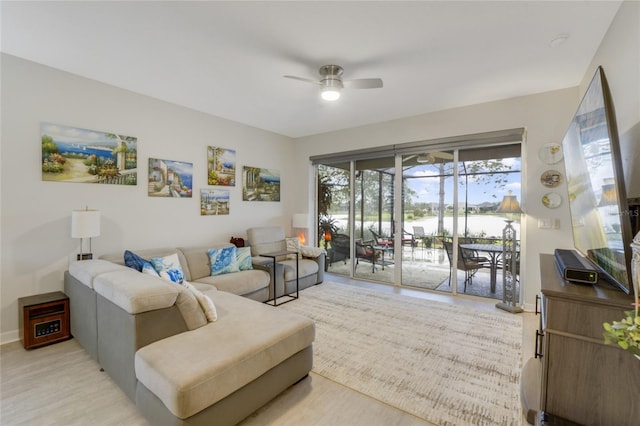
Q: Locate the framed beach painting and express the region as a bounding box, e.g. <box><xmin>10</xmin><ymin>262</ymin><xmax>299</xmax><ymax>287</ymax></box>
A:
<box><xmin>200</xmin><ymin>189</ymin><xmax>230</xmax><ymax>215</ymax></box>
<box><xmin>41</xmin><ymin>122</ymin><xmax>137</xmax><ymax>185</ymax></box>
<box><xmin>207</xmin><ymin>147</ymin><xmax>236</xmax><ymax>186</ymax></box>
<box><xmin>148</xmin><ymin>158</ymin><xmax>193</xmax><ymax>197</ymax></box>
<box><xmin>242</xmin><ymin>166</ymin><xmax>280</xmax><ymax>201</ymax></box>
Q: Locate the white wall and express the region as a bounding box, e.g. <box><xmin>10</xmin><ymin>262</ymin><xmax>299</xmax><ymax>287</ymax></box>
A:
<box><xmin>0</xmin><ymin>54</ymin><xmax>295</xmax><ymax>342</ymax></box>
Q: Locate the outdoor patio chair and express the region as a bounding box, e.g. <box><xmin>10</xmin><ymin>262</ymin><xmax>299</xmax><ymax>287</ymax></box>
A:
<box><xmin>355</xmin><ymin>239</ymin><xmax>377</xmax><ymax>273</ymax></box>
<box><xmin>412</xmin><ymin>226</ymin><xmax>430</xmax><ymax>249</ymax></box>
<box><xmin>369</xmin><ymin>228</ymin><xmax>393</xmax><ymax>250</ymax></box>
<box><xmin>401</xmin><ymin>229</ymin><xmax>418</xmax><ymax>259</ymax></box>
<box><xmin>458</xmin><ymin>237</ymin><xmax>490</xmax><ymax>263</ymax></box>
<box><xmin>443</xmin><ymin>240</ymin><xmax>487</xmax><ymax>291</ymax></box>
<box><xmin>328</xmin><ymin>232</ymin><xmax>350</xmax><ymax>267</ymax></box>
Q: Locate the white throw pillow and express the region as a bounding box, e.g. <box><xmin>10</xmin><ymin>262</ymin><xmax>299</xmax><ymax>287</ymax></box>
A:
<box><xmin>285</xmin><ymin>237</ymin><xmax>300</xmax><ymax>260</ymax></box>
<box><xmin>300</xmin><ymin>246</ymin><xmax>327</xmax><ymax>258</ymax></box>
<box><xmin>184</xmin><ymin>282</ymin><xmax>217</xmax><ymax>322</ymax></box>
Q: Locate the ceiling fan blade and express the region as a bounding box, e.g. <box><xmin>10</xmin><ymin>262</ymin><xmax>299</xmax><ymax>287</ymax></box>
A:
<box><xmin>283</xmin><ymin>75</ymin><xmax>320</xmax><ymax>85</ymax></box>
<box><xmin>433</xmin><ymin>151</ymin><xmax>454</xmax><ymax>160</ymax></box>
<box><xmin>343</xmin><ymin>78</ymin><xmax>383</xmax><ymax>89</ymax></box>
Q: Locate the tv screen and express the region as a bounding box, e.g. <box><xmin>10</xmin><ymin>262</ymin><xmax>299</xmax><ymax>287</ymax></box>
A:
<box><xmin>562</xmin><ymin>66</ymin><xmax>633</xmax><ymax>294</ymax></box>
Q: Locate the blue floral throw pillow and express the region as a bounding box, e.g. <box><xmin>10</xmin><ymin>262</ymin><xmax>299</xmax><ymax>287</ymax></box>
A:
<box><xmin>235</xmin><ymin>247</ymin><xmax>253</xmax><ymax>271</ymax></box>
<box><xmin>151</xmin><ymin>253</ymin><xmax>185</xmax><ymax>283</ymax></box>
<box><xmin>208</xmin><ymin>246</ymin><xmax>239</xmax><ymax>276</ymax></box>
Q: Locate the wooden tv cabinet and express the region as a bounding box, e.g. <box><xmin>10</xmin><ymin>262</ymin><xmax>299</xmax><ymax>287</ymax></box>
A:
<box><xmin>531</xmin><ymin>254</ymin><xmax>639</xmax><ymax>425</ymax></box>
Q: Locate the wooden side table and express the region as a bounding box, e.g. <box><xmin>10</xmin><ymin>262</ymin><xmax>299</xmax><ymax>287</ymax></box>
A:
<box><xmin>18</xmin><ymin>291</ymin><xmax>71</xmax><ymax>349</ymax></box>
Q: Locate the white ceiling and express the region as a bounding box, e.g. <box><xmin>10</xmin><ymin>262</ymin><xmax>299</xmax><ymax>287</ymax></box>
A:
<box><xmin>1</xmin><ymin>1</ymin><xmax>622</xmax><ymax>138</ymax></box>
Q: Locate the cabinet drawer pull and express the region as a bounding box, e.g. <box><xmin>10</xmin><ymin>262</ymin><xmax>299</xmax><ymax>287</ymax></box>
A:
<box><xmin>535</xmin><ymin>294</ymin><xmax>541</xmax><ymax>315</ymax></box>
<box><xmin>535</xmin><ymin>330</ymin><xmax>544</xmax><ymax>359</ymax></box>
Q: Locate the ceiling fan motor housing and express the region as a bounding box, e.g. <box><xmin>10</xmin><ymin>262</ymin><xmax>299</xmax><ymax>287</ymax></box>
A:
<box><xmin>320</xmin><ymin>65</ymin><xmax>344</xmax><ymax>89</ymax></box>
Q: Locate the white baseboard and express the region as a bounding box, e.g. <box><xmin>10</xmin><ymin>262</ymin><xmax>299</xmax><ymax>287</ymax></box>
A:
<box><xmin>1</xmin><ymin>329</ymin><xmax>20</xmax><ymax>346</ymax></box>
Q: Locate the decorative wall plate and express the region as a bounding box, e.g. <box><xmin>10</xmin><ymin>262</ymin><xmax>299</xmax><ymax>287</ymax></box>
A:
<box><xmin>540</xmin><ymin>170</ymin><xmax>563</xmax><ymax>188</ymax></box>
<box><xmin>539</xmin><ymin>143</ymin><xmax>563</xmax><ymax>164</ymax></box>
<box><xmin>542</xmin><ymin>192</ymin><xmax>562</xmax><ymax>209</ymax></box>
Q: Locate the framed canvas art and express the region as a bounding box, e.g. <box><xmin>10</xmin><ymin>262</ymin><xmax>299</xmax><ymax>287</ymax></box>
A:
<box><xmin>41</xmin><ymin>122</ymin><xmax>137</xmax><ymax>185</ymax></box>
<box><xmin>200</xmin><ymin>189</ymin><xmax>230</xmax><ymax>215</ymax></box>
<box><xmin>148</xmin><ymin>158</ymin><xmax>193</xmax><ymax>197</ymax></box>
<box><xmin>207</xmin><ymin>147</ymin><xmax>236</xmax><ymax>186</ymax></box>
<box><xmin>242</xmin><ymin>166</ymin><xmax>280</xmax><ymax>201</ymax></box>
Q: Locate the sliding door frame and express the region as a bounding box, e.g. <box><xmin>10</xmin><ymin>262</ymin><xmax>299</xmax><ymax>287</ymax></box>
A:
<box><xmin>313</xmin><ymin>128</ymin><xmax>525</xmax><ymax>295</ymax></box>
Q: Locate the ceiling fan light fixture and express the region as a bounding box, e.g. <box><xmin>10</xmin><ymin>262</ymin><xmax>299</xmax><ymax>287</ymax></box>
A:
<box><xmin>321</xmin><ymin>87</ymin><xmax>341</xmax><ymax>101</ymax></box>
<box><xmin>321</xmin><ymin>77</ymin><xmax>343</xmax><ymax>101</ymax></box>
<box><xmin>284</xmin><ymin>64</ymin><xmax>382</xmax><ymax>101</ymax></box>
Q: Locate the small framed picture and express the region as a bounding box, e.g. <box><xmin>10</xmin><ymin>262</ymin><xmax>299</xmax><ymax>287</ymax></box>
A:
<box><xmin>200</xmin><ymin>189</ymin><xmax>230</xmax><ymax>215</ymax></box>
<box><xmin>539</xmin><ymin>143</ymin><xmax>563</xmax><ymax>165</ymax></box>
<box><xmin>542</xmin><ymin>192</ymin><xmax>562</xmax><ymax>209</ymax></box>
<box><xmin>540</xmin><ymin>170</ymin><xmax>562</xmax><ymax>188</ymax></box>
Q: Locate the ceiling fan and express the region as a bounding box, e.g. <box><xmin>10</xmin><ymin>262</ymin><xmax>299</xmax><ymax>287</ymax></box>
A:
<box><xmin>284</xmin><ymin>65</ymin><xmax>383</xmax><ymax>101</ymax></box>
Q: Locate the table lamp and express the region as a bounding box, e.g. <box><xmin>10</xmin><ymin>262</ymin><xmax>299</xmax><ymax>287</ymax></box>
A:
<box><xmin>496</xmin><ymin>191</ymin><xmax>523</xmax><ymax>313</ymax></box>
<box><xmin>72</xmin><ymin>208</ymin><xmax>100</xmax><ymax>260</ymax></box>
<box><xmin>292</xmin><ymin>213</ymin><xmax>309</xmax><ymax>245</ymax></box>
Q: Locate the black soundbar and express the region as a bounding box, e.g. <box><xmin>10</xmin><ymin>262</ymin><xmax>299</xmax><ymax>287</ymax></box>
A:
<box><xmin>554</xmin><ymin>249</ymin><xmax>599</xmax><ymax>284</ymax></box>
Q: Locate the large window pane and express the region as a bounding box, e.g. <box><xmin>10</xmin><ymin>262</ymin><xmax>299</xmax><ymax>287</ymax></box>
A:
<box><xmin>353</xmin><ymin>158</ymin><xmax>394</xmax><ymax>283</ymax></box>
<box><xmin>401</xmin><ymin>152</ymin><xmax>455</xmax><ymax>290</ymax></box>
<box><xmin>318</xmin><ymin>163</ymin><xmax>350</xmax><ymax>276</ymax></box>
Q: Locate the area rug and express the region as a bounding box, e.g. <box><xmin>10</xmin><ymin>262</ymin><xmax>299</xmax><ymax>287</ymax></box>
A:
<box><xmin>281</xmin><ymin>282</ymin><xmax>523</xmax><ymax>426</ymax></box>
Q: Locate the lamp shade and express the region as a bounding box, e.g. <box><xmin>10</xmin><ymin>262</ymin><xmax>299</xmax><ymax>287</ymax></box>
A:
<box><xmin>292</xmin><ymin>213</ymin><xmax>309</xmax><ymax>229</ymax></box>
<box><xmin>496</xmin><ymin>191</ymin><xmax>523</xmax><ymax>214</ymax></box>
<box><xmin>71</xmin><ymin>209</ymin><xmax>101</xmax><ymax>238</ymax></box>
<box><xmin>598</xmin><ymin>178</ymin><xmax>617</xmax><ymax>207</ymax></box>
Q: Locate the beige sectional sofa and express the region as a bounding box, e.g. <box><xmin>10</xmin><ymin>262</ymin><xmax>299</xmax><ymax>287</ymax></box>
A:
<box><xmin>64</xmin><ymin>241</ymin><xmax>323</xmax><ymax>425</ymax></box>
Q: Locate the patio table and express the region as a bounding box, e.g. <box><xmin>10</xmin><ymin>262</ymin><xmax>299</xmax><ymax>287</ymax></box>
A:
<box><xmin>373</xmin><ymin>245</ymin><xmax>394</xmax><ymax>270</ymax></box>
<box><xmin>460</xmin><ymin>243</ymin><xmax>517</xmax><ymax>292</ymax></box>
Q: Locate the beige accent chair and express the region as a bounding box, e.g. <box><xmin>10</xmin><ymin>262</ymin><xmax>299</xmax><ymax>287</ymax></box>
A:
<box><xmin>247</xmin><ymin>226</ymin><xmax>325</xmax><ymax>300</ymax></box>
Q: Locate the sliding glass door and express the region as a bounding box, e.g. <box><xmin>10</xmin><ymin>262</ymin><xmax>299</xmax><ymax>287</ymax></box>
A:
<box><xmin>401</xmin><ymin>151</ymin><xmax>455</xmax><ymax>291</ymax></box>
<box><xmin>315</xmin><ymin>130</ymin><xmax>522</xmax><ymax>300</ymax></box>
<box><xmin>400</xmin><ymin>145</ymin><xmax>522</xmax><ymax>298</ymax></box>
<box><xmin>353</xmin><ymin>157</ymin><xmax>395</xmax><ymax>283</ymax></box>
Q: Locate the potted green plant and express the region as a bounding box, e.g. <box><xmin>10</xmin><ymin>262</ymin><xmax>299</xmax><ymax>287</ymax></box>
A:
<box><xmin>603</xmin><ymin>231</ymin><xmax>640</xmax><ymax>359</ymax></box>
<box><xmin>603</xmin><ymin>308</ymin><xmax>639</xmax><ymax>358</ymax></box>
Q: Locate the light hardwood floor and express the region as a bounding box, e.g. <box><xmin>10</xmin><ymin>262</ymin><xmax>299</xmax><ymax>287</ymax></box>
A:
<box><xmin>0</xmin><ymin>274</ymin><xmax>536</xmax><ymax>425</ymax></box>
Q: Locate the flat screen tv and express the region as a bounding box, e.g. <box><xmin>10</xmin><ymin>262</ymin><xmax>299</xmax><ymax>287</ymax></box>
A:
<box><xmin>562</xmin><ymin>66</ymin><xmax>633</xmax><ymax>294</ymax></box>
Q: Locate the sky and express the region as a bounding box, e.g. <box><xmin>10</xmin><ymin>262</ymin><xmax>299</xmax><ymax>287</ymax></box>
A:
<box><xmin>406</xmin><ymin>158</ymin><xmax>522</xmax><ymax>205</ymax></box>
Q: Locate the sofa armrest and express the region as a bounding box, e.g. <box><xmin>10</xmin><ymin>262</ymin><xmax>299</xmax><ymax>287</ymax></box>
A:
<box><xmin>94</xmin><ymin>270</ymin><xmax>178</xmax><ymax>315</ymax></box>
<box><xmin>252</xmin><ymin>261</ymin><xmax>285</xmax><ymax>300</ymax></box>
<box><xmin>308</xmin><ymin>253</ymin><xmax>325</xmax><ymax>283</ymax></box>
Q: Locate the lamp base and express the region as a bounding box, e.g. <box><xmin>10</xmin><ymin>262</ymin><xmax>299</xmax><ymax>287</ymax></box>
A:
<box><xmin>496</xmin><ymin>302</ymin><xmax>523</xmax><ymax>314</ymax></box>
<box><xmin>77</xmin><ymin>253</ymin><xmax>93</xmax><ymax>261</ymax></box>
